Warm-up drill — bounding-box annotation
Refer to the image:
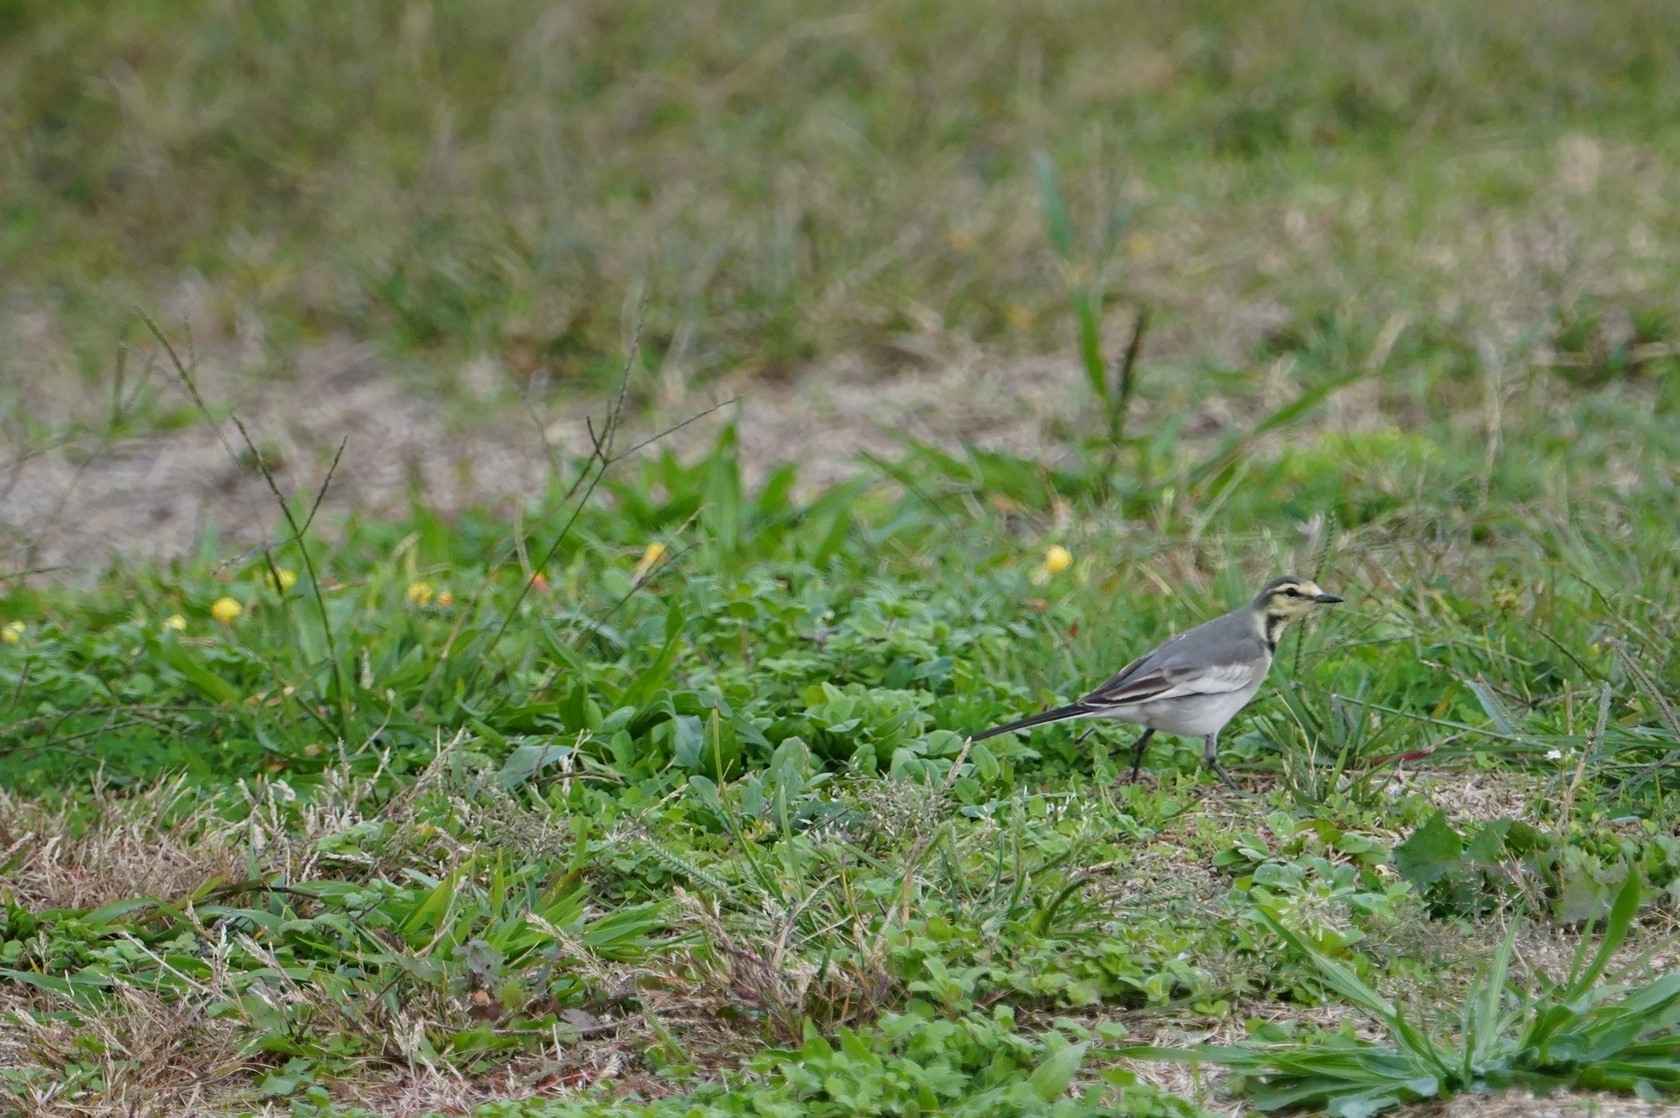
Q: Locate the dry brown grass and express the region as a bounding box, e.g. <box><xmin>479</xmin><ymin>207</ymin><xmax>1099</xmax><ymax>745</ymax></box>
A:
<box><xmin>0</xmin><ymin>746</ymin><xmax>434</xmax><ymax>913</ymax></box>
<box><xmin>0</xmin><ymin>984</ymin><xmax>254</xmax><ymax>1117</ymax></box>
<box><xmin>0</xmin><ymin>978</ymin><xmax>650</xmax><ymax>1118</ymax></box>
<box><xmin>0</xmin><ymin>738</ymin><xmax>893</xmax><ymax>1113</ymax></box>
<box><xmin>0</xmin><ymin>777</ymin><xmax>253</xmax><ymax>912</ymax></box>
<box><xmin>0</xmin><ymin>731</ymin><xmax>596</xmax><ymax>912</ymax></box>
<box><xmin>1405</xmin><ymin>1091</ymin><xmax>1680</xmax><ymax>1117</ymax></box>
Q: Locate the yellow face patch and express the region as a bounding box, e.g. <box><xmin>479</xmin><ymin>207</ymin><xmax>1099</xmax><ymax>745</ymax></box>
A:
<box><xmin>1262</xmin><ymin>578</ymin><xmax>1340</xmax><ymax>617</ymax></box>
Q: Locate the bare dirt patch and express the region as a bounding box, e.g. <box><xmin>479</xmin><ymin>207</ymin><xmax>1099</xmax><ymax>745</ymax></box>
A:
<box><xmin>1</xmin><ymin>338</ymin><xmax>1115</xmax><ymax>582</ymax></box>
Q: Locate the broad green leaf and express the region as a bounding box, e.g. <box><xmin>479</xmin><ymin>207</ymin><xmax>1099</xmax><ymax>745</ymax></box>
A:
<box><xmin>1394</xmin><ymin>812</ymin><xmax>1465</xmax><ymax>886</ymax></box>
<box><xmin>1027</xmin><ymin>1040</ymin><xmax>1088</xmax><ymax>1102</ymax></box>
<box><xmin>495</xmin><ymin>743</ymin><xmax>575</xmax><ymax>789</ymax></box>
<box><xmin>160</xmin><ymin>640</ymin><xmax>243</xmax><ymax>705</ymax></box>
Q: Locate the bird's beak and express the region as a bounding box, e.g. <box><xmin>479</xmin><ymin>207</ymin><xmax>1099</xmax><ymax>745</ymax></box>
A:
<box><xmin>1315</xmin><ymin>593</ymin><xmax>1343</xmax><ymax>604</ymax></box>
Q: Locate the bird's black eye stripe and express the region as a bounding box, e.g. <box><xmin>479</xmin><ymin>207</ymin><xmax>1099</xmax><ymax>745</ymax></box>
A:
<box><xmin>1282</xmin><ymin>586</ymin><xmax>1300</xmax><ymax>597</ymax></box>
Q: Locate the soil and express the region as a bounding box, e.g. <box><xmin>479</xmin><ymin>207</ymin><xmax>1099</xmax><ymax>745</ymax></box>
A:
<box><xmin>1</xmin><ymin>339</ymin><xmax>1109</xmax><ymax>582</ymax></box>
<box><xmin>1</xmin><ymin>285</ymin><xmax>1313</xmax><ymax>584</ymax></box>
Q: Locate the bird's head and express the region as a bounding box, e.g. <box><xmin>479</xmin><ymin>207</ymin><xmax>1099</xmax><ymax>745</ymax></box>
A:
<box><xmin>1253</xmin><ymin>575</ymin><xmax>1342</xmax><ymax>632</ymax></box>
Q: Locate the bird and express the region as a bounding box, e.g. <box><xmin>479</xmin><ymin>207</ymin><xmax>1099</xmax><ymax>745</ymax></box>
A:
<box><xmin>969</xmin><ymin>575</ymin><xmax>1342</xmax><ymax>785</ymax></box>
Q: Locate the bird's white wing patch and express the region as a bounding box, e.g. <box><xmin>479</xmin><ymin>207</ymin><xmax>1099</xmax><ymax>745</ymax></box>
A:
<box><xmin>1086</xmin><ymin>659</ymin><xmax>1256</xmax><ymax>709</ymax></box>
<box><xmin>1177</xmin><ymin>660</ymin><xmax>1258</xmax><ymax>695</ymax></box>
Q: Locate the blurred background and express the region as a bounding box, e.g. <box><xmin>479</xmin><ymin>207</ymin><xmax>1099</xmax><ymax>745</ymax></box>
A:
<box><xmin>4</xmin><ymin>0</ymin><xmax>1679</xmax><ymax>575</ymax></box>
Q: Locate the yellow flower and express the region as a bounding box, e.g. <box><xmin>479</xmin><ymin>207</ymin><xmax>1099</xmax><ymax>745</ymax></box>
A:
<box><xmin>163</xmin><ymin>614</ymin><xmax>188</xmax><ymax>632</ymax></box>
<box><xmin>211</xmin><ymin>597</ymin><xmax>243</xmax><ymax>623</ymax></box>
<box><xmin>633</xmin><ymin>542</ymin><xmax>668</xmax><ymax>582</ymax></box>
<box><xmin>1</xmin><ymin>620</ymin><xmax>23</xmax><ymax>644</ymax></box>
<box><xmin>264</xmin><ymin>567</ymin><xmax>298</xmax><ymax>592</ymax></box>
<box><xmin>435</xmin><ymin>589</ymin><xmax>455</xmax><ymax>608</ymax></box>
<box><xmin>1030</xmin><ymin>545</ymin><xmax>1075</xmax><ymax>586</ymax></box>
<box><xmin>406</xmin><ymin>581</ymin><xmax>434</xmax><ymax>607</ymax></box>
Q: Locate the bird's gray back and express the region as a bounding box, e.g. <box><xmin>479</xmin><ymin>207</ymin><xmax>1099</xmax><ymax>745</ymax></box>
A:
<box><xmin>1136</xmin><ymin>604</ymin><xmax>1269</xmax><ymax>675</ymax></box>
<box><xmin>1084</xmin><ymin>601</ymin><xmax>1270</xmax><ymax>700</ymax></box>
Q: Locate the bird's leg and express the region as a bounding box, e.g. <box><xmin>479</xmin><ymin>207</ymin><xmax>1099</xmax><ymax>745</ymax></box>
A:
<box><xmin>1127</xmin><ymin>728</ymin><xmax>1156</xmax><ymax>782</ymax></box>
<box><xmin>1204</xmin><ymin>734</ymin><xmax>1238</xmax><ymax>790</ymax></box>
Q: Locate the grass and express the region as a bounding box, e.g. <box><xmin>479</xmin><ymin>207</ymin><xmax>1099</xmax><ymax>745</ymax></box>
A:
<box><xmin>5</xmin><ymin>383</ymin><xmax>1680</xmax><ymax>1114</ymax></box>
<box><xmin>1130</xmin><ymin>874</ymin><xmax>1680</xmax><ymax>1114</ymax></box>
<box><xmin>5</xmin><ymin>0</ymin><xmax>1680</xmax><ymax>421</ymax></box>
<box><xmin>6</xmin><ymin>1</ymin><xmax>1680</xmax><ymax>1116</ymax></box>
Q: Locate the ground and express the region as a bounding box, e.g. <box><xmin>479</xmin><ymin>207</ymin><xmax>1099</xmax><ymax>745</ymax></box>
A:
<box><xmin>3</xmin><ymin>341</ymin><xmax>1111</xmax><ymax>580</ymax></box>
<box><xmin>5</xmin><ymin>4</ymin><xmax>1680</xmax><ymax>1118</ymax></box>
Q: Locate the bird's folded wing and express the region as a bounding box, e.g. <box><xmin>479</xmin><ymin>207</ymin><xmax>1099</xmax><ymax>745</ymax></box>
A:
<box><xmin>1080</xmin><ymin>659</ymin><xmax>1256</xmax><ymax>710</ymax></box>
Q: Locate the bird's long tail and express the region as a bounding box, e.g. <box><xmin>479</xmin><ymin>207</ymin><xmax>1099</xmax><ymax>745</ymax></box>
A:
<box><xmin>969</xmin><ymin>702</ymin><xmax>1090</xmax><ymax>742</ymax></box>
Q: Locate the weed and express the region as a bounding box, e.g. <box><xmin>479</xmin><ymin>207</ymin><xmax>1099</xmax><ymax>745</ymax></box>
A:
<box><xmin>1130</xmin><ymin>875</ymin><xmax>1680</xmax><ymax>1115</ymax></box>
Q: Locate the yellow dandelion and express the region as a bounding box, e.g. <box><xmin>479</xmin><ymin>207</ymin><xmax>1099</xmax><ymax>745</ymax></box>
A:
<box><xmin>1</xmin><ymin>620</ymin><xmax>23</xmax><ymax>644</ymax></box>
<box><xmin>406</xmin><ymin>581</ymin><xmax>434</xmax><ymax>607</ymax></box>
<box><xmin>633</xmin><ymin>542</ymin><xmax>668</xmax><ymax>582</ymax></box>
<box><xmin>211</xmin><ymin>597</ymin><xmax>243</xmax><ymax>623</ymax></box>
<box><xmin>163</xmin><ymin>614</ymin><xmax>188</xmax><ymax>632</ymax></box>
<box><xmin>264</xmin><ymin>567</ymin><xmax>298</xmax><ymax>592</ymax></box>
<box><xmin>1032</xmin><ymin>545</ymin><xmax>1074</xmax><ymax>585</ymax></box>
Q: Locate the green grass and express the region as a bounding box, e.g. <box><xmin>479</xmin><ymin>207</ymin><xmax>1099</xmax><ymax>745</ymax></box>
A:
<box><xmin>8</xmin><ymin>1</ymin><xmax>1680</xmax><ymax>1115</ymax></box>
<box><xmin>1135</xmin><ymin>873</ymin><xmax>1680</xmax><ymax>1114</ymax></box>
<box><xmin>5</xmin><ymin>384</ymin><xmax>1680</xmax><ymax>1114</ymax></box>
<box><xmin>5</xmin><ymin>0</ymin><xmax>1680</xmax><ymax>416</ymax></box>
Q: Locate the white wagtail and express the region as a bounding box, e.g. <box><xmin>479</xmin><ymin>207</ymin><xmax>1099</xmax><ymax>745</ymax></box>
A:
<box><xmin>970</xmin><ymin>575</ymin><xmax>1342</xmax><ymax>784</ymax></box>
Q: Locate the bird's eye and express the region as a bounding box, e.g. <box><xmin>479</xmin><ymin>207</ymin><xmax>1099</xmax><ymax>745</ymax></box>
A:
<box><xmin>1282</xmin><ymin>587</ymin><xmax>1300</xmax><ymax>597</ymax></box>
